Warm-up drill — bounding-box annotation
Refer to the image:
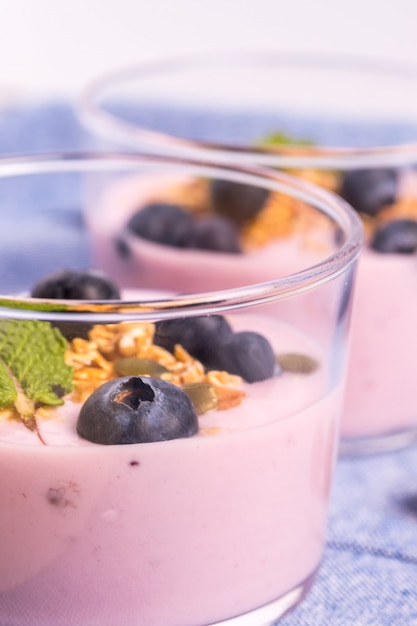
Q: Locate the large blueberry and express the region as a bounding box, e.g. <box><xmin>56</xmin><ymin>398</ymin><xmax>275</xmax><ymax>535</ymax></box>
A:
<box><xmin>216</xmin><ymin>331</ymin><xmax>276</xmax><ymax>383</ymax></box>
<box><xmin>339</xmin><ymin>168</ymin><xmax>398</xmax><ymax>216</ymax></box>
<box><xmin>77</xmin><ymin>376</ymin><xmax>199</xmax><ymax>445</ymax></box>
<box><xmin>126</xmin><ymin>202</ymin><xmax>194</xmax><ymax>247</ymax></box>
<box><xmin>370</xmin><ymin>219</ymin><xmax>417</xmax><ymax>253</ymax></box>
<box><xmin>185</xmin><ymin>215</ymin><xmax>241</xmax><ymax>253</ymax></box>
<box><xmin>209</xmin><ymin>179</ymin><xmax>270</xmax><ymax>225</ymax></box>
<box><xmin>31</xmin><ymin>269</ymin><xmax>120</xmax><ymax>300</ymax></box>
<box><xmin>31</xmin><ymin>269</ymin><xmax>121</xmax><ymax>341</ymax></box>
<box><xmin>154</xmin><ymin>315</ymin><xmax>234</xmax><ymax>370</ymax></box>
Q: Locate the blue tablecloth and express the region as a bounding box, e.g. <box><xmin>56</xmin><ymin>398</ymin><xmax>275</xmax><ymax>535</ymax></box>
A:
<box><xmin>1</xmin><ymin>103</ymin><xmax>417</xmax><ymax>626</ymax></box>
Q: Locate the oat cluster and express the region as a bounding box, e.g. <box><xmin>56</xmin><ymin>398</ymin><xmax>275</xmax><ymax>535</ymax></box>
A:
<box><xmin>65</xmin><ymin>322</ymin><xmax>245</xmax><ymax>410</ymax></box>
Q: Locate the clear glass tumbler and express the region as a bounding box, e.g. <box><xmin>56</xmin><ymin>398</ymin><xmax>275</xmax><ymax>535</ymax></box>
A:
<box><xmin>0</xmin><ymin>153</ymin><xmax>361</xmax><ymax>626</ymax></box>
<box><xmin>80</xmin><ymin>52</ymin><xmax>417</xmax><ymax>454</ymax></box>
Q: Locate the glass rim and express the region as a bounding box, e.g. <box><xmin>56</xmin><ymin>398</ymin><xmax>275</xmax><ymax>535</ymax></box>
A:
<box><xmin>0</xmin><ymin>151</ymin><xmax>363</xmax><ymax>322</ymax></box>
<box><xmin>79</xmin><ymin>50</ymin><xmax>417</xmax><ymax>169</ymax></box>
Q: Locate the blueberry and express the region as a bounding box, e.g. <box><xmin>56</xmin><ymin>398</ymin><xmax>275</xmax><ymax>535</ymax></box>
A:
<box><xmin>77</xmin><ymin>376</ymin><xmax>199</xmax><ymax>445</ymax></box>
<box><xmin>339</xmin><ymin>168</ymin><xmax>398</xmax><ymax>216</ymax></box>
<box><xmin>216</xmin><ymin>331</ymin><xmax>276</xmax><ymax>383</ymax></box>
<box><xmin>115</xmin><ymin>237</ymin><xmax>132</xmax><ymax>259</ymax></box>
<box><xmin>31</xmin><ymin>269</ymin><xmax>121</xmax><ymax>341</ymax></box>
<box><xmin>185</xmin><ymin>215</ymin><xmax>241</xmax><ymax>253</ymax></box>
<box><xmin>370</xmin><ymin>219</ymin><xmax>417</xmax><ymax>253</ymax></box>
<box><xmin>31</xmin><ymin>269</ymin><xmax>121</xmax><ymax>300</ymax></box>
<box><xmin>154</xmin><ymin>315</ymin><xmax>234</xmax><ymax>370</ymax></box>
<box><xmin>209</xmin><ymin>179</ymin><xmax>270</xmax><ymax>225</ymax></box>
<box><xmin>126</xmin><ymin>202</ymin><xmax>194</xmax><ymax>247</ymax></box>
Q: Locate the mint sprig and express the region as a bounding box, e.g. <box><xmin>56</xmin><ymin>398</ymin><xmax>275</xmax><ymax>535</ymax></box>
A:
<box><xmin>256</xmin><ymin>131</ymin><xmax>315</xmax><ymax>148</ymax></box>
<box><xmin>0</xmin><ymin>320</ymin><xmax>73</xmax><ymax>432</ymax></box>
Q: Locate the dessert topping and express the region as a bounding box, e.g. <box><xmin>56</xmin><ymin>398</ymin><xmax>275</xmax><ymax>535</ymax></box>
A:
<box><xmin>214</xmin><ymin>330</ymin><xmax>276</xmax><ymax>383</ymax></box>
<box><xmin>276</xmin><ymin>352</ymin><xmax>319</xmax><ymax>374</ymax></box>
<box><xmin>114</xmin><ymin>356</ymin><xmax>170</xmax><ymax>377</ymax></box>
<box><xmin>0</xmin><ymin>320</ymin><xmax>73</xmax><ymax>432</ymax></box>
<box><xmin>122</xmin><ymin>173</ymin><xmax>335</xmax><ymax>256</ymax></box>
<box><xmin>127</xmin><ymin>202</ymin><xmax>195</xmax><ymax>247</ymax></box>
<box><xmin>31</xmin><ymin>268</ymin><xmax>121</xmax><ymax>300</ymax></box>
<box><xmin>181</xmin><ymin>382</ymin><xmax>218</xmax><ymax>415</ymax></box>
<box><xmin>66</xmin><ymin>321</ymin><xmax>245</xmax><ymax>412</ymax></box>
<box><xmin>370</xmin><ymin>218</ymin><xmax>417</xmax><ymax>254</ymax></box>
<box><xmin>339</xmin><ymin>168</ymin><xmax>398</xmax><ymax>217</ymax></box>
<box><xmin>208</xmin><ymin>179</ymin><xmax>270</xmax><ymax>226</ymax></box>
<box><xmin>76</xmin><ymin>376</ymin><xmax>199</xmax><ymax>445</ymax></box>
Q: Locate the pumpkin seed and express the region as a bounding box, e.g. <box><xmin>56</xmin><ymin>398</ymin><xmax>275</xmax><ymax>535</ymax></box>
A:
<box><xmin>276</xmin><ymin>353</ymin><xmax>319</xmax><ymax>374</ymax></box>
<box><xmin>182</xmin><ymin>382</ymin><xmax>218</xmax><ymax>415</ymax></box>
<box><xmin>114</xmin><ymin>357</ymin><xmax>169</xmax><ymax>377</ymax></box>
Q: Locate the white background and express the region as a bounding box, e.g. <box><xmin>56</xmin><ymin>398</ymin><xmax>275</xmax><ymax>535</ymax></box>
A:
<box><xmin>1</xmin><ymin>0</ymin><xmax>417</xmax><ymax>103</ymax></box>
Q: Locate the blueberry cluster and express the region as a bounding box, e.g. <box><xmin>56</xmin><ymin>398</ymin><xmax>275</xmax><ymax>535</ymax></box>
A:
<box><xmin>154</xmin><ymin>315</ymin><xmax>276</xmax><ymax>384</ymax></box>
<box><xmin>76</xmin><ymin>314</ymin><xmax>276</xmax><ymax>447</ymax></box>
<box><xmin>340</xmin><ymin>168</ymin><xmax>417</xmax><ymax>254</ymax></box>
<box><xmin>124</xmin><ymin>179</ymin><xmax>269</xmax><ymax>254</ymax></box>
<box><xmin>31</xmin><ymin>271</ymin><xmax>277</xmax><ymax>447</ymax></box>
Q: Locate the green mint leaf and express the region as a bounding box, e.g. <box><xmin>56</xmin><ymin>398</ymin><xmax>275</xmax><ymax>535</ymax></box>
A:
<box><xmin>256</xmin><ymin>131</ymin><xmax>315</xmax><ymax>148</ymax></box>
<box><xmin>0</xmin><ymin>298</ymin><xmax>70</xmax><ymax>312</ymax></box>
<box><xmin>0</xmin><ymin>359</ymin><xmax>17</xmax><ymax>406</ymax></box>
<box><xmin>0</xmin><ymin>320</ymin><xmax>73</xmax><ymax>429</ymax></box>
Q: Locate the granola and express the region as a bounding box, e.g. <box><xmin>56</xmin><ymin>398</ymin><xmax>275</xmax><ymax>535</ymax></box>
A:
<box><xmin>66</xmin><ymin>321</ymin><xmax>245</xmax><ymax>411</ymax></box>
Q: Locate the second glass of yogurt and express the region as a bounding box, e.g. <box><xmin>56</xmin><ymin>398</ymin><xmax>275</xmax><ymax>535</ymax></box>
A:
<box><xmin>80</xmin><ymin>52</ymin><xmax>417</xmax><ymax>454</ymax></box>
<box><xmin>0</xmin><ymin>153</ymin><xmax>361</xmax><ymax>626</ymax></box>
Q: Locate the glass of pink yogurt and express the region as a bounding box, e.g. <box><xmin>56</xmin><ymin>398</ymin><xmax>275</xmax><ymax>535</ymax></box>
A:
<box><xmin>79</xmin><ymin>52</ymin><xmax>417</xmax><ymax>454</ymax></box>
<box><xmin>0</xmin><ymin>153</ymin><xmax>361</xmax><ymax>626</ymax></box>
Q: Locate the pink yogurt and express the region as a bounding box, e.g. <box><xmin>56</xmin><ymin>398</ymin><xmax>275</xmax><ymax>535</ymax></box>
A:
<box><xmin>342</xmin><ymin>249</ymin><xmax>417</xmax><ymax>439</ymax></box>
<box><xmin>86</xmin><ymin>173</ymin><xmax>417</xmax><ymax>447</ymax></box>
<box><xmin>0</xmin><ymin>315</ymin><xmax>341</xmax><ymax>626</ymax></box>
<box><xmin>339</xmin><ymin>169</ymin><xmax>417</xmax><ymax>444</ymax></box>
